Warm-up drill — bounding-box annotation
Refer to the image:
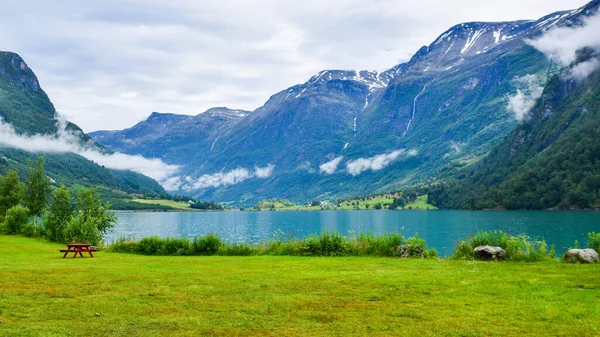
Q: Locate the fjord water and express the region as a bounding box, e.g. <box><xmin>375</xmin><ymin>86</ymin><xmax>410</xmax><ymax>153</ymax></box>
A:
<box><xmin>107</xmin><ymin>210</ymin><xmax>600</xmax><ymax>256</ymax></box>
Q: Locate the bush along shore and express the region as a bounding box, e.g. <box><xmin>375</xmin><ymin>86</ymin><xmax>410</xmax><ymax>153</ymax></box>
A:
<box><xmin>107</xmin><ymin>230</ymin><xmax>600</xmax><ymax>263</ymax></box>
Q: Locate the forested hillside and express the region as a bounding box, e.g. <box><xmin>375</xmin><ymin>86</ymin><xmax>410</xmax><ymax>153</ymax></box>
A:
<box><xmin>429</xmin><ymin>65</ymin><xmax>600</xmax><ymax>209</ymax></box>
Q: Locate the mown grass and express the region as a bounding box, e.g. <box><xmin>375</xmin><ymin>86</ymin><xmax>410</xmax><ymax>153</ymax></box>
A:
<box><xmin>1</xmin><ymin>235</ymin><xmax>600</xmax><ymax>336</ymax></box>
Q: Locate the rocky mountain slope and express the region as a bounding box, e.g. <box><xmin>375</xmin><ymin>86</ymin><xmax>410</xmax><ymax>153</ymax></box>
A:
<box><xmin>0</xmin><ymin>51</ymin><xmax>165</xmax><ymax>196</ymax></box>
<box><xmin>91</xmin><ymin>0</ymin><xmax>600</xmax><ymax>204</ymax></box>
<box><xmin>429</xmin><ymin>63</ymin><xmax>600</xmax><ymax>209</ymax></box>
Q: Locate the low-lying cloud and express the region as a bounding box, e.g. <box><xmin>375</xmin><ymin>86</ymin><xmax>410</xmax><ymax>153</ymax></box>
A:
<box><xmin>507</xmin><ymin>75</ymin><xmax>544</xmax><ymax>121</ymax></box>
<box><xmin>0</xmin><ymin>117</ymin><xmax>180</xmax><ymax>187</ymax></box>
<box><xmin>528</xmin><ymin>11</ymin><xmax>600</xmax><ymax>79</ymax></box>
<box><xmin>181</xmin><ymin>165</ymin><xmax>275</xmax><ymax>191</ymax></box>
<box><xmin>346</xmin><ymin>149</ymin><xmax>416</xmax><ymax>176</ymax></box>
<box><xmin>319</xmin><ymin>156</ymin><xmax>343</xmax><ymax>175</ymax></box>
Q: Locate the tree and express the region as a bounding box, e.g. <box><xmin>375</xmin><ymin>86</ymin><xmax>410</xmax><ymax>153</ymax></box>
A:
<box><xmin>4</xmin><ymin>205</ymin><xmax>30</xmax><ymax>234</ymax></box>
<box><xmin>0</xmin><ymin>170</ymin><xmax>23</xmax><ymax>217</ymax></box>
<box><xmin>45</xmin><ymin>185</ymin><xmax>74</xmax><ymax>241</ymax></box>
<box><xmin>24</xmin><ymin>157</ymin><xmax>51</xmax><ymax>219</ymax></box>
<box><xmin>311</xmin><ymin>200</ymin><xmax>320</xmax><ymax>207</ymax></box>
<box><xmin>74</xmin><ymin>187</ymin><xmax>117</xmax><ymax>238</ymax></box>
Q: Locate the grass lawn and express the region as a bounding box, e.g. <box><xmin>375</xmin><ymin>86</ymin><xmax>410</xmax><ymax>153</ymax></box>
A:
<box><xmin>1</xmin><ymin>235</ymin><xmax>599</xmax><ymax>336</ymax></box>
<box><xmin>132</xmin><ymin>199</ymin><xmax>192</xmax><ymax>210</ymax></box>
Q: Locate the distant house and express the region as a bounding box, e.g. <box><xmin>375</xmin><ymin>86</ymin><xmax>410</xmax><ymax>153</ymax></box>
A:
<box><xmin>320</xmin><ymin>201</ymin><xmax>329</xmax><ymax>207</ymax></box>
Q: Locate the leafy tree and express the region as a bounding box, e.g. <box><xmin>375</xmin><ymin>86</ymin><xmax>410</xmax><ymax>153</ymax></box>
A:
<box><xmin>4</xmin><ymin>205</ymin><xmax>30</xmax><ymax>234</ymax></box>
<box><xmin>45</xmin><ymin>185</ymin><xmax>74</xmax><ymax>242</ymax></box>
<box><xmin>24</xmin><ymin>157</ymin><xmax>51</xmax><ymax>219</ymax></box>
<box><xmin>311</xmin><ymin>200</ymin><xmax>320</xmax><ymax>207</ymax></box>
<box><xmin>0</xmin><ymin>170</ymin><xmax>23</xmax><ymax>217</ymax></box>
<box><xmin>74</xmin><ymin>187</ymin><xmax>116</xmax><ymax>238</ymax></box>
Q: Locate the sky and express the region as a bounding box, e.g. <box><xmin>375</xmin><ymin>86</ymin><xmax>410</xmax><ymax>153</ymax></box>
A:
<box><xmin>0</xmin><ymin>0</ymin><xmax>590</xmax><ymax>132</ymax></box>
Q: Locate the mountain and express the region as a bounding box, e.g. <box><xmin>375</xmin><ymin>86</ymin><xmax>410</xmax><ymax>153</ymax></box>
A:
<box><xmin>90</xmin><ymin>108</ymin><xmax>250</xmax><ymax>163</ymax></box>
<box><xmin>90</xmin><ymin>0</ymin><xmax>600</xmax><ymax>204</ymax></box>
<box><xmin>0</xmin><ymin>51</ymin><xmax>166</xmax><ymax>197</ymax></box>
<box><xmin>428</xmin><ymin>63</ymin><xmax>600</xmax><ymax>210</ymax></box>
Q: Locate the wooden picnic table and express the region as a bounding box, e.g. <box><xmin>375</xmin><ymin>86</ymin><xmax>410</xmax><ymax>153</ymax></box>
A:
<box><xmin>59</xmin><ymin>244</ymin><xmax>97</xmax><ymax>258</ymax></box>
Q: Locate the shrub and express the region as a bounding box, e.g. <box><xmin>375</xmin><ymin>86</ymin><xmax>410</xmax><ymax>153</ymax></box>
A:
<box><xmin>63</xmin><ymin>213</ymin><xmax>102</xmax><ymax>245</ymax></box>
<box><xmin>452</xmin><ymin>230</ymin><xmax>553</xmax><ymax>262</ymax></box>
<box><xmin>218</xmin><ymin>243</ymin><xmax>257</xmax><ymax>256</ymax></box>
<box><xmin>4</xmin><ymin>205</ymin><xmax>30</xmax><ymax>235</ymax></box>
<box><xmin>192</xmin><ymin>234</ymin><xmax>222</xmax><ymax>255</ymax></box>
<box><xmin>138</xmin><ymin>236</ymin><xmax>164</xmax><ymax>255</ymax></box>
<box><xmin>21</xmin><ymin>224</ymin><xmax>36</xmax><ymax>237</ymax></box>
<box><xmin>159</xmin><ymin>237</ymin><xmax>192</xmax><ymax>256</ymax></box>
<box><xmin>453</xmin><ymin>240</ymin><xmax>475</xmax><ymax>260</ymax></box>
<box><xmin>353</xmin><ymin>232</ymin><xmax>404</xmax><ymax>256</ymax></box>
<box><xmin>108</xmin><ymin>237</ymin><xmax>139</xmax><ymax>253</ymax></box>
<box><xmin>299</xmin><ymin>231</ymin><xmax>351</xmax><ymax>256</ymax></box>
<box><xmin>588</xmin><ymin>232</ymin><xmax>600</xmax><ymax>253</ymax></box>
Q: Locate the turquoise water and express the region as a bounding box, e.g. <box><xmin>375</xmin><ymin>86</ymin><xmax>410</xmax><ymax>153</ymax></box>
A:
<box><xmin>107</xmin><ymin>210</ymin><xmax>600</xmax><ymax>256</ymax></box>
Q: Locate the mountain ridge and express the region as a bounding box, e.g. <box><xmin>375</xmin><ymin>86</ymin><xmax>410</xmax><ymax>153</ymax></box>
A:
<box><xmin>90</xmin><ymin>0</ymin><xmax>600</xmax><ymax>204</ymax></box>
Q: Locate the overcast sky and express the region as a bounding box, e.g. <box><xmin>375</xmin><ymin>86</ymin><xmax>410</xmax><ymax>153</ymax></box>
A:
<box><xmin>0</xmin><ymin>0</ymin><xmax>590</xmax><ymax>132</ymax></box>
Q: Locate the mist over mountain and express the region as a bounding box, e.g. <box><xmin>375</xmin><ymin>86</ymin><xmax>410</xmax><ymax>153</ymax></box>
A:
<box><xmin>90</xmin><ymin>0</ymin><xmax>600</xmax><ymax>204</ymax></box>
<box><xmin>0</xmin><ymin>51</ymin><xmax>169</xmax><ymax>196</ymax></box>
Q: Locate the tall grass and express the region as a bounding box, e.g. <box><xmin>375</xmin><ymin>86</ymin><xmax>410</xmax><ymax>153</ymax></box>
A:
<box><xmin>452</xmin><ymin>230</ymin><xmax>554</xmax><ymax>262</ymax></box>
<box><xmin>588</xmin><ymin>232</ymin><xmax>600</xmax><ymax>253</ymax></box>
<box><xmin>108</xmin><ymin>231</ymin><xmax>437</xmax><ymax>258</ymax></box>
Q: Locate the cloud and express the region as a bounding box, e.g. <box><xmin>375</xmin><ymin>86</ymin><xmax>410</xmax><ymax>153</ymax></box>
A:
<box><xmin>528</xmin><ymin>11</ymin><xmax>600</xmax><ymax>79</ymax></box>
<box><xmin>0</xmin><ymin>117</ymin><xmax>180</xmax><ymax>186</ymax></box>
<box><xmin>319</xmin><ymin>156</ymin><xmax>343</xmax><ymax>175</ymax></box>
<box><xmin>0</xmin><ymin>0</ymin><xmax>587</xmax><ymax>131</ymax></box>
<box><xmin>346</xmin><ymin>149</ymin><xmax>416</xmax><ymax>176</ymax></box>
<box><xmin>507</xmin><ymin>75</ymin><xmax>544</xmax><ymax>121</ymax></box>
<box><xmin>254</xmin><ymin>164</ymin><xmax>275</xmax><ymax>178</ymax></box>
<box><xmin>570</xmin><ymin>58</ymin><xmax>600</xmax><ymax>79</ymax></box>
<box><xmin>183</xmin><ymin>164</ymin><xmax>275</xmax><ymax>191</ymax></box>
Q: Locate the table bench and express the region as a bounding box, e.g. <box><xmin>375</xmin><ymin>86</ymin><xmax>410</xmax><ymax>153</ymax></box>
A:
<box><xmin>60</xmin><ymin>244</ymin><xmax>97</xmax><ymax>258</ymax></box>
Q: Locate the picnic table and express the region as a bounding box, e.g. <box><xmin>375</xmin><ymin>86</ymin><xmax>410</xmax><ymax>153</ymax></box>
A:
<box><xmin>60</xmin><ymin>244</ymin><xmax>97</xmax><ymax>258</ymax></box>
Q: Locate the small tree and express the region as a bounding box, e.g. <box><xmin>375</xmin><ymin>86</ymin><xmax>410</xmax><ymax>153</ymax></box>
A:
<box><xmin>0</xmin><ymin>170</ymin><xmax>23</xmax><ymax>217</ymax></box>
<box><xmin>45</xmin><ymin>185</ymin><xmax>74</xmax><ymax>242</ymax></box>
<box><xmin>24</xmin><ymin>157</ymin><xmax>51</xmax><ymax>221</ymax></box>
<box><xmin>74</xmin><ymin>187</ymin><xmax>116</xmax><ymax>238</ymax></box>
<box><xmin>4</xmin><ymin>205</ymin><xmax>30</xmax><ymax>234</ymax></box>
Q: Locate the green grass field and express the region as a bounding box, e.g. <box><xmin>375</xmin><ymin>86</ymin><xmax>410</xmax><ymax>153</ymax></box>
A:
<box><xmin>1</xmin><ymin>235</ymin><xmax>599</xmax><ymax>336</ymax></box>
<box><xmin>132</xmin><ymin>199</ymin><xmax>192</xmax><ymax>210</ymax></box>
<box><xmin>269</xmin><ymin>195</ymin><xmax>438</xmax><ymax>211</ymax></box>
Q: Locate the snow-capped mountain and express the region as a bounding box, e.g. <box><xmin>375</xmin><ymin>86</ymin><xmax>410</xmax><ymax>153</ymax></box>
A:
<box><xmin>91</xmin><ymin>0</ymin><xmax>600</xmax><ymax>203</ymax></box>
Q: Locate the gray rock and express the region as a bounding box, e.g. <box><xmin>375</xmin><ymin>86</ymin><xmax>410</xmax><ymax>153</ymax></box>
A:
<box><xmin>563</xmin><ymin>249</ymin><xmax>599</xmax><ymax>264</ymax></box>
<box><xmin>395</xmin><ymin>244</ymin><xmax>425</xmax><ymax>258</ymax></box>
<box><xmin>474</xmin><ymin>246</ymin><xmax>507</xmax><ymax>261</ymax></box>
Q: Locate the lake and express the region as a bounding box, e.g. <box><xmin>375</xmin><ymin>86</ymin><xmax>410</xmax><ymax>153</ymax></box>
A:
<box><xmin>107</xmin><ymin>210</ymin><xmax>600</xmax><ymax>256</ymax></box>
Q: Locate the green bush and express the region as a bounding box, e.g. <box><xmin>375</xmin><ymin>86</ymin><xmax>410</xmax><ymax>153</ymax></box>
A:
<box><xmin>159</xmin><ymin>237</ymin><xmax>192</xmax><ymax>256</ymax></box>
<box><xmin>108</xmin><ymin>237</ymin><xmax>139</xmax><ymax>253</ymax></box>
<box><xmin>353</xmin><ymin>232</ymin><xmax>404</xmax><ymax>256</ymax></box>
<box><xmin>192</xmin><ymin>234</ymin><xmax>222</xmax><ymax>255</ymax></box>
<box><xmin>218</xmin><ymin>243</ymin><xmax>257</xmax><ymax>256</ymax></box>
<box><xmin>300</xmin><ymin>231</ymin><xmax>352</xmax><ymax>256</ymax></box>
<box><xmin>588</xmin><ymin>232</ymin><xmax>600</xmax><ymax>253</ymax></box>
<box><xmin>21</xmin><ymin>224</ymin><xmax>36</xmax><ymax>237</ymax></box>
<box><xmin>4</xmin><ymin>205</ymin><xmax>30</xmax><ymax>235</ymax></box>
<box><xmin>63</xmin><ymin>213</ymin><xmax>102</xmax><ymax>245</ymax></box>
<box><xmin>138</xmin><ymin>236</ymin><xmax>164</xmax><ymax>255</ymax></box>
<box><xmin>452</xmin><ymin>230</ymin><xmax>553</xmax><ymax>262</ymax></box>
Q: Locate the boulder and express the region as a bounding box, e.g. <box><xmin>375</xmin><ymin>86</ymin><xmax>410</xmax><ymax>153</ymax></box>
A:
<box><xmin>563</xmin><ymin>249</ymin><xmax>599</xmax><ymax>264</ymax></box>
<box><xmin>396</xmin><ymin>244</ymin><xmax>425</xmax><ymax>258</ymax></box>
<box><xmin>473</xmin><ymin>246</ymin><xmax>507</xmax><ymax>261</ymax></box>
